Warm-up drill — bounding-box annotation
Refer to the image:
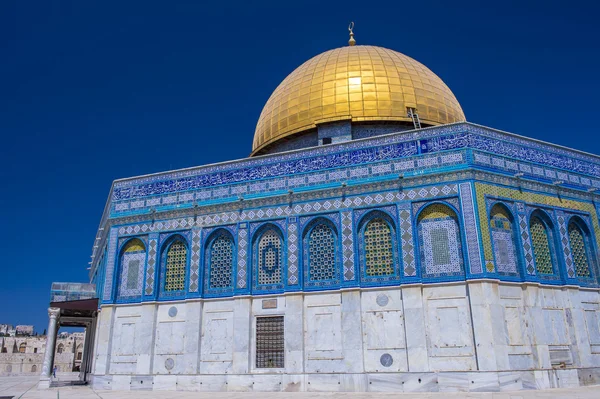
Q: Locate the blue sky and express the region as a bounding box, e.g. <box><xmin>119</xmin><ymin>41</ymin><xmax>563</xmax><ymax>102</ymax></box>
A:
<box><xmin>0</xmin><ymin>0</ymin><xmax>598</xmax><ymax>332</ymax></box>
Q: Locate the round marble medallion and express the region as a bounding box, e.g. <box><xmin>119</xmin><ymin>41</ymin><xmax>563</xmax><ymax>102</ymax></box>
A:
<box><xmin>168</xmin><ymin>306</ymin><xmax>178</xmax><ymax>317</ymax></box>
<box><xmin>376</xmin><ymin>294</ymin><xmax>389</xmax><ymax>307</ymax></box>
<box><xmin>165</xmin><ymin>358</ymin><xmax>175</xmax><ymax>370</ymax></box>
<box><xmin>380</xmin><ymin>353</ymin><xmax>393</xmax><ymax>367</ymax></box>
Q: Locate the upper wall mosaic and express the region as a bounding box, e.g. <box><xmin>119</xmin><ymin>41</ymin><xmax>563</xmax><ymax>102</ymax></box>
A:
<box><xmin>107</xmin><ymin>123</ymin><xmax>600</xmax><ymax>220</ymax></box>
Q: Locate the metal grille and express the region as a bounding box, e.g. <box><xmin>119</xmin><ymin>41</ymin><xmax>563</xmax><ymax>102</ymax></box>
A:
<box><xmin>256</xmin><ymin>316</ymin><xmax>284</xmax><ymax>368</ymax></box>
<box><xmin>165</xmin><ymin>241</ymin><xmax>187</xmax><ymax>291</ymax></box>
<box><xmin>569</xmin><ymin>223</ymin><xmax>591</xmax><ymax>277</ymax></box>
<box><xmin>364</xmin><ymin>218</ymin><xmax>394</xmax><ymax>276</ymax></box>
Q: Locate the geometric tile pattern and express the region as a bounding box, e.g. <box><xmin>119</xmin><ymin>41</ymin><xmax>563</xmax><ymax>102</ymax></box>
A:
<box><xmin>419</xmin><ymin>217</ymin><xmax>463</xmax><ymax>277</ymax></box>
<box><xmin>530</xmin><ymin>217</ymin><xmax>554</xmax><ymax>275</ymax></box>
<box><xmin>189</xmin><ymin>228</ymin><xmax>201</xmax><ymax>292</ymax></box>
<box><xmin>145</xmin><ymin>236</ymin><xmax>158</xmax><ymax>295</ymax></box>
<box><xmin>556</xmin><ymin>212</ymin><xmax>575</xmax><ymax>279</ymax></box>
<box><xmin>287</xmin><ymin>219</ymin><xmax>299</xmax><ymax>285</ymax></box>
<box><xmin>518</xmin><ymin>209</ymin><xmax>536</xmax><ymax>275</ymax></box>
<box><xmin>459</xmin><ymin>182</ymin><xmax>483</xmax><ymax>274</ymax></box>
<box><xmin>118</xmin><ymin>251</ymin><xmax>145</xmax><ymax>298</ymax></box>
<box><xmin>341</xmin><ymin>211</ymin><xmax>355</xmax><ymax>281</ymax></box>
<box><xmin>398</xmin><ymin>203</ymin><xmax>416</xmax><ymax>276</ymax></box>
<box><xmin>102</xmin><ymin>228</ymin><xmax>119</xmax><ymax>302</ymax></box>
<box><xmin>237</xmin><ymin>226</ymin><xmax>248</xmax><ymax>289</ymax></box>
<box><xmin>114</xmin><ymin>183</ymin><xmax>459</xmax><ymax>238</ymax></box>
<box><xmin>568</xmin><ymin>221</ymin><xmax>591</xmax><ymax>278</ymax></box>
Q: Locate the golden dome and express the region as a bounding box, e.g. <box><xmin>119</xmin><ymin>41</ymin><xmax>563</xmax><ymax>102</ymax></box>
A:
<box><xmin>252</xmin><ymin>45</ymin><xmax>465</xmax><ymax>155</ymax></box>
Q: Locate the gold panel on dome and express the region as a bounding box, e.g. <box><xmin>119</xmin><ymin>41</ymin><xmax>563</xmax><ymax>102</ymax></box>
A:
<box><xmin>252</xmin><ymin>45</ymin><xmax>465</xmax><ymax>155</ymax></box>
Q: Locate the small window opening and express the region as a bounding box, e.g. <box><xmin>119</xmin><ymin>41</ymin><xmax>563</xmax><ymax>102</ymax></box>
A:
<box><xmin>322</xmin><ymin>137</ymin><xmax>332</xmax><ymax>145</ymax></box>
<box><xmin>256</xmin><ymin>316</ymin><xmax>284</xmax><ymax>368</ymax></box>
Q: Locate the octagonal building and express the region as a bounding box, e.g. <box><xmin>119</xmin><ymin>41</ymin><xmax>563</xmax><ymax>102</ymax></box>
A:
<box><xmin>39</xmin><ymin>34</ymin><xmax>600</xmax><ymax>392</ymax></box>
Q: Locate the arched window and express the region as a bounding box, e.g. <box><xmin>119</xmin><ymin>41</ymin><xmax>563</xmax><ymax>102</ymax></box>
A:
<box><xmin>417</xmin><ymin>203</ymin><xmax>464</xmax><ymax>277</ymax></box>
<box><xmin>57</xmin><ymin>344</ymin><xmax>64</xmax><ymax>354</ymax></box>
<box><xmin>305</xmin><ymin>220</ymin><xmax>338</xmax><ymax>283</ymax></box>
<box><xmin>164</xmin><ymin>239</ymin><xmax>188</xmax><ymax>292</ymax></box>
<box><xmin>256</xmin><ymin>228</ymin><xmax>283</xmax><ymax>286</ymax></box>
<box><xmin>19</xmin><ymin>343</ymin><xmax>26</xmax><ymax>353</ymax></box>
<box><xmin>358</xmin><ymin>212</ymin><xmax>398</xmax><ymax>279</ymax></box>
<box><xmin>118</xmin><ymin>238</ymin><xmax>146</xmax><ymax>298</ymax></box>
<box><xmin>31</xmin><ymin>365</ymin><xmax>37</xmax><ymax>373</ymax></box>
<box><xmin>529</xmin><ymin>213</ymin><xmax>555</xmax><ymax>275</ymax></box>
<box><xmin>207</xmin><ymin>230</ymin><xmax>235</xmax><ymax>290</ymax></box>
<box><xmin>489</xmin><ymin>204</ymin><xmax>519</xmax><ymax>275</ymax></box>
<box><xmin>568</xmin><ymin>218</ymin><xmax>592</xmax><ymax>278</ymax></box>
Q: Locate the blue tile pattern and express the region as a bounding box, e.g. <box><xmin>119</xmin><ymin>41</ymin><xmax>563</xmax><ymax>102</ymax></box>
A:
<box><xmin>459</xmin><ymin>182</ymin><xmax>483</xmax><ymax>274</ymax></box>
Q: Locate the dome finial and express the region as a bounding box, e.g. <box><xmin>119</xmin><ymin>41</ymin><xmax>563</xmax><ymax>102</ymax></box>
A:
<box><xmin>348</xmin><ymin>22</ymin><xmax>356</xmax><ymax>46</ymax></box>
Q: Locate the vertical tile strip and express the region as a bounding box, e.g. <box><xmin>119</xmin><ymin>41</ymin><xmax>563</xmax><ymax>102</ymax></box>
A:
<box><xmin>102</xmin><ymin>228</ymin><xmax>119</xmax><ymax>301</ymax></box>
<box><xmin>459</xmin><ymin>182</ymin><xmax>483</xmax><ymax>275</ymax></box>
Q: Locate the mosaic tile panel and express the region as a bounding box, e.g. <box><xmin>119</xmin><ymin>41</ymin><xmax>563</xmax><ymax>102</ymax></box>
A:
<box><xmin>102</xmin><ymin>228</ymin><xmax>119</xmax><ymax>301</ymax></box>
<box><xmin>118</xmin><ymin>251</ymin><xmax>145</xmax><ymax>298</ymax></box>
<box><xmin>339</xmin><ymin>211</ymin><xmax>355</xmax><ymax>281</ymax></box>
<box><xmin>459</xmin><ymin>182</ymin><xmax>484</xmax><ymax>274</ymax></box>
<box><xmin>398</xmin><ymin>203</ymin><xmax>416</xmax><ymax>277</ymax></box>
<box><xmin>287</xmin><ymin>220</ymin><xmax>299</xmax><ymax>285</ymax></box>
<box><xmin>474</xmin><ymin>182</ymin><xmax>600</xmax><ymax>274</ymax></box>
<box><xmin>489</xmin><ymin>205</ymin><xmax>518</xmax><ymax>275</ymax></box>
<box><xmin>237</xmin><ymin>226</ymin><xmax>248</xmax><ymax>289</ymax></box>
<box><xmin>189</xmin><ymin>229</ymin><xmax>201</xmax><ymax>292</ymax></box>
<box><xmin>164</xmin><ymin>241</ymin><xmax>187</xmax><ymax>291</ymax></box>
<box><xmin>145</xmin><ymin>235</ymin><xmax>158</xmax><ymax>295</ymax></box>
<box><xmin>257</xmin><ymin>230</ymin><xmax>283</xmax><ymax>286</ymax></box>
<box><xmin>530</xmin><ymin>217</ymin><xmax>554</xmax><ymax>275</ymax></box>
<box><xmin>568</xmin><ymin>222</ymin><xmax>591</xmax><ymax>278</ymax></box>
<box><xmin>419</xmin><ymin>217</ymin><xmax>463</xmax><ymax>277</ymax></box>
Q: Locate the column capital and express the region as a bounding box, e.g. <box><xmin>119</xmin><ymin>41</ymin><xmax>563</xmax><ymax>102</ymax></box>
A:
<box><xmin>48</xmin><ymin>307</ymin><xmax>61</xmax><ymax>320</ymax></box>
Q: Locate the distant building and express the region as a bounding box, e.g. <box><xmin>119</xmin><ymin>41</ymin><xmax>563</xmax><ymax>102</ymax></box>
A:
<box><xmin>0</xmin><ymin>328</ymin><xmax>85</xmax><ymax>376</ymax></box>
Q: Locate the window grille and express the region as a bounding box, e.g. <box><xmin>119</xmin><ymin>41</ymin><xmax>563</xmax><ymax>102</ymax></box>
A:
<box><xmin>530</xmin><ymin>217</ymin><xmax>553</xmax><ymax>275</ymax></box>
<box><xmin>255</xmin><ymin>316</ymin><xmax>284</xmax><ymax>368</ymax></box>
<box><xmin>165</xmin><ymin>241</ymin><xmax>187</xmax><ymax>291</ymax></box>
<box><xmin>209</xmin><ymin>233</ymin><xmax>234</xmax><ymax>289</ymax></box>
<box><xmin>308</xmin><ymin>223</ymin><xmax>336</xmax><ymax>281</ymax></box>
<box><xmin>364</xmin><ymin>218</ymin><xmax>394</xmax><ymax>276</ymax></box>
<box><xmin>257</xmin><ymin>230</ymin><xmax>283</xmax><ymax>285</ymax></box>
<box><xmin>569</xmin><ymin>222</ymin><xmax>591</xmax><ymax>277</ymax></box>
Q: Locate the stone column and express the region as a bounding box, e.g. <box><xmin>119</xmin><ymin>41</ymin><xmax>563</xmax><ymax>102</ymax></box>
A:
<box><xmin>38</xmin><ymin>307</ymin><xmax>60</xmax><ymax>389</ymax></box>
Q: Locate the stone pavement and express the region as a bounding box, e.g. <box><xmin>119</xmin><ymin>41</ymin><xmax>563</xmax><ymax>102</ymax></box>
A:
<box><xmin>1</xmin><ymin>376</ymin><xmax>600</xmax><ymax>399</ymax></box>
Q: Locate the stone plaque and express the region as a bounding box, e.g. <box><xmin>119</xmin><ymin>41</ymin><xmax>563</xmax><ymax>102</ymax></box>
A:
<box><xmin>262</xmin><ymin>299</ymin><xmax>277</xmax><ymax>309</ymax></box>
<box><xmin>376</xmin><ymin>294</ymin><xmax>389</xmax><ymax>307</ymax></box>
<box><xmin>168</xmin><ymin>306</ymin><xmax>178</xmax><ymax>317</ymax></box>
<box><xmin>165</xmin><ymin>357</ymin><xmax>175</xmax><ymax>370</ymax></box>
<box><xmin>380</xmin><ymin>353</ymin><xmax>393</xmax><ymax>367</ymax></box>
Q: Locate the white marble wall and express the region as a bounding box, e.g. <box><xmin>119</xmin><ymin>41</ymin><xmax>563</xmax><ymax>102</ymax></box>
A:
<box><xmin>92</xmin><ymin>281</ymin><xmax>600</xmax><ymax>392</ymax></box>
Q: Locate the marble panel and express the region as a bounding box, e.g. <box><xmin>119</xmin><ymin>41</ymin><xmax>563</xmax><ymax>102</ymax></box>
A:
<box><xmin>306</xmin><ymin>373</ymin><xmax>341</xmax><ymax>392</ymax></box>
<box><xmin>130</xmin><ymin>375</ymin><xmax>153</xmax><ymax>391</ymax></box>
<box><xmin>281</xmin><ymin>373</ymin><xmax>304</xmax><ymax>392</ymax></box>
<box><xmin>401</xmin><ymin>372</ymin><xmax>439</xmax><ymax>392</ymax></box>
<box><xmin>153</xmin><ymin>375</ymin><xmax>177</xmax><ymax>390</ymax></box>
